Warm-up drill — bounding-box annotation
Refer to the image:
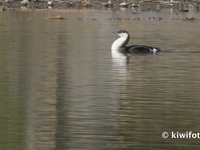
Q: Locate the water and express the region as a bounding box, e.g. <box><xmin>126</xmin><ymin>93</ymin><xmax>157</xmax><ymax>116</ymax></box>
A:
<box><xmin>1</xmin><ymin>9</ymin><xmax>200</xmax><ymax>150</ymax></box>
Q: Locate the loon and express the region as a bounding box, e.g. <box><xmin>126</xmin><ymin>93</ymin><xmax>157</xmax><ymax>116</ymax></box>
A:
<box><xmin>111</xmin><ymin>30</ymin><xmax>161</xmax><ymax>55</ymax></box>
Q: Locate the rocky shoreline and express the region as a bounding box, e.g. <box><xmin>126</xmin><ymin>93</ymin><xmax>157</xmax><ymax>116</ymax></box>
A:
<box><xmin>0</xmin><ymin>0</ymin><xmax>115</xmax><ymax>10</ymax></box>
<box><xmin>0</xmin><ymin>0</ymin><xmax>199</xmax><ymax>13</ymax></box>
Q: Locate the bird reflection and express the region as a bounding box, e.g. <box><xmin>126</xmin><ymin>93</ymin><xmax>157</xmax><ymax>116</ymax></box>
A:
<box><xmin>111</xmin><ymin>52</ymin><xmax>129</xmax><ymax>67</ymax></box>
<box><xmin>111</xmin><ymin>51</ymin><xmax>129</xmax><ymax>84</ymax></box>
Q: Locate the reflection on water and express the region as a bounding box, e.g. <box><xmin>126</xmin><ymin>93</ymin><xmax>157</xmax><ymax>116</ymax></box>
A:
<box><xmin>1</xmin><ymin>9</ymin><xmax>200</xmax><ymax>150</ymax></box>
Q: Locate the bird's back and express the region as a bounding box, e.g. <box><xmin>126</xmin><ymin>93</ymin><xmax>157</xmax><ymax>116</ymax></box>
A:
<box><xmin>126</xmin><ymin>45</ymin><xmax>161</xmax><ymax>53</ymax></box>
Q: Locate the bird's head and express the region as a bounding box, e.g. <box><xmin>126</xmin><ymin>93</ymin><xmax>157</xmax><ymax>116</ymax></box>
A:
<box><xmin>117</xmin><ymin>30</ymin><xmax>129</xmax><ymax>38</ymax></box>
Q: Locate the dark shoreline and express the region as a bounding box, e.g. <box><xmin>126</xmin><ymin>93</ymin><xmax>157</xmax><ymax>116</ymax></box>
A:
<box><xmin>0</xmin><ymin>0</ymin><xmax>114</xmax><ymax>11</ymax></box>
<box><xmin>1</xmin><ymin>0</ymin><xmax>199</xmax><ymax>12</ymax></box>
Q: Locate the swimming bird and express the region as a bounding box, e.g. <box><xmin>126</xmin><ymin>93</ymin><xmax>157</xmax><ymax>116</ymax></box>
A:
<box><xmin>111</xmin><ymin>30</ymin><xmax>161</xmax><ymax>55</ymax></box>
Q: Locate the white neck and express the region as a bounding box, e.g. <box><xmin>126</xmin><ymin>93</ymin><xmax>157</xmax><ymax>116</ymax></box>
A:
<box><xmin>111</xmin><ymin>37</ymin><xmax>128</xmax><ymax>59</ymax></box>
<box><xmin>111</xmin><ymin>35</ymin><xmax>129</xmax><ymax>53</ymax></box>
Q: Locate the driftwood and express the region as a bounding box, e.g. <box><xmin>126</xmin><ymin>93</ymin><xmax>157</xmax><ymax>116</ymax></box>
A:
<box><xmin>183</xmin><ymin>17</ymin><xmax>197</xmax><ymax>22</ymax></box>
<box><xmin>48</xmin><ymin>15</ymin><xmax>65</xmax><ymax>20</ymax></box>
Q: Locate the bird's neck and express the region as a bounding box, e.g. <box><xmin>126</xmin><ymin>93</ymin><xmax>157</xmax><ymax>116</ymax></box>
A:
<box><xmin>111</xmin><ymin>36</ymin><xmax>129</xmax><ymax>52</ymax></box>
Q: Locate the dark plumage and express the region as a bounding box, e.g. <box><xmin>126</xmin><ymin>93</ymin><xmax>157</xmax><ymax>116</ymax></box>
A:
<box><xmin>111</xmin><ymin>30</ymin><xmax>161</xmax><ymax>54</ymax></box>
<box><xmin>126</xmin><ymin>45</ymin><xmax>161</xmax><ymax>53</ymax></box>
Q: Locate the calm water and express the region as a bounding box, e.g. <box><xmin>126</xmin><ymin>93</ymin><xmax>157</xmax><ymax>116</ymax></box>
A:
<box><xmin>1</xmin><ymin>9</ymin><xmax>200</xmax><ymax>150</ymax></box>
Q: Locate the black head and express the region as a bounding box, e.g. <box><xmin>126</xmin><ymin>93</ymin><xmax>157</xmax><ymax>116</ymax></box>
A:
<box><xmin>117</xmin><ymin>30</ymin><xmax>129</xmax><ymax>34</ymax></box>
<box><xmin>114</xmin><ymin>30</ymin><xmax>130</xmax><ymax>47</ymax></box>
<box><xmin>117</xmin><ymin>30</ymin><xmax>130</xmax><ymax>38</ymax></box>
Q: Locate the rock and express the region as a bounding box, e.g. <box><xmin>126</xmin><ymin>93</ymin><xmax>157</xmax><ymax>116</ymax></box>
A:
<box><xmin>119</xmin><ymin>2</ymin><xmax>128</xmax><ymax>8</ymax></box>
<box><xmin>21</xmin><ymin>0</ymin><xmax>29</xmax><ymax>6</ymax></box>
<box><xmin>103</xmin><ymin>0</ymin><xmax>113</xmax><ymax>8</ymax></box>
<box><xmin>0</xmin><ymin>6</ymin><xmax>7</xmax><ymax>11</ymax></box>
<box><xmin>83</xmin><ymin>0</ymin><xmax>92</xmax><ymax>7</ymax></box>
<box><xmin>47</xmin><ymin>1</ymin><xmax>53</xmax><ymax>6</ymax></box>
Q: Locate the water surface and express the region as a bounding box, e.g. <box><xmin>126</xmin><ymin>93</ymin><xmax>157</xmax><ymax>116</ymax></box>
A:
<box><xmin>1</xmin><ymin>9</ymin><xmax>200</xmax><ymax>150</ymax></box>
